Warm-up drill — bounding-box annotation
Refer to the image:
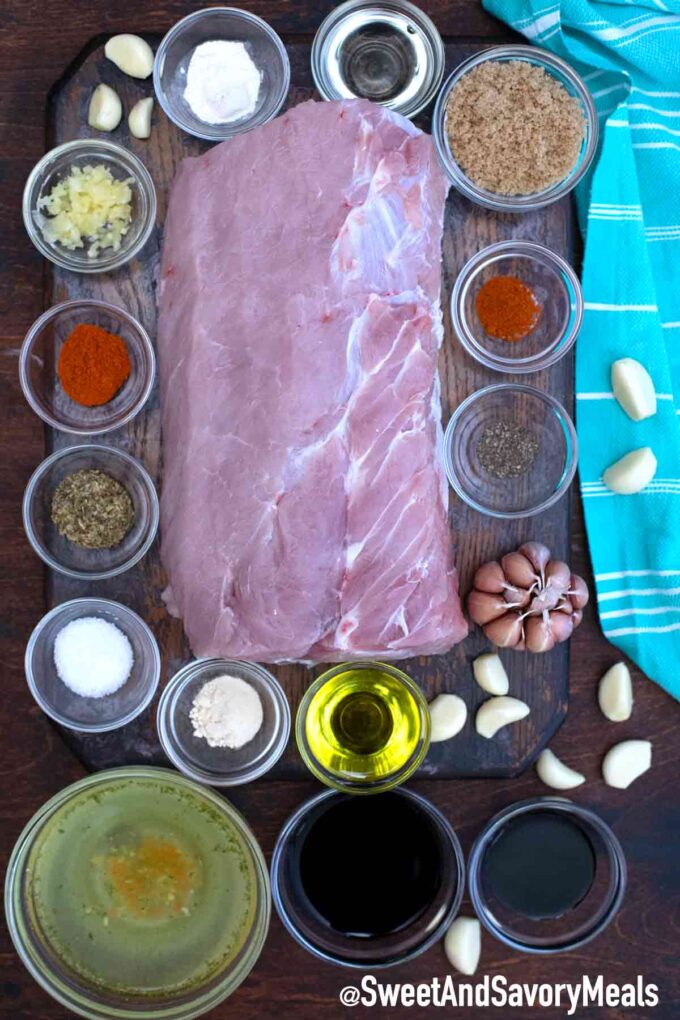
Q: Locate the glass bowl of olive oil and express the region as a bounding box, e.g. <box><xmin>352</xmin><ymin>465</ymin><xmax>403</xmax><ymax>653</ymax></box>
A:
<box><xmin>296</xmin><ymin>661</ymin><xmax>430</xmax><ymax>793</ymax></box>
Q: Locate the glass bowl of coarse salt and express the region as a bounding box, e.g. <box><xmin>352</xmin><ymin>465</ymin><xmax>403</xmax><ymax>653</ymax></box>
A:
<box><xmin>154</xmin><ymin>7</ymin><xmax>290</xmax><ymax>142</ymax></box>
<box><xmin>433</xmin><ymin>45</ymin><xmax>598</xmax><ymax>212</ymax></box>
<box><xmin>25</xmin><ymin>598</ymin><xmax>161</xmax><ymax>733</ymax></box>
<box><xmin>157</xmin><ymin>658</ymin><xmax>291</xmax><ymax>785</ymax></box>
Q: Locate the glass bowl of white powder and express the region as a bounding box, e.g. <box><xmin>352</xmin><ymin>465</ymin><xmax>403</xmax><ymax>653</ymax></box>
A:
<box><xmin>157</xmin><ymin>658</ymin><xmax>291</xmax><ymax>785</ymax></box>
<box><xmin>154</xmin><ymin>7</ymin><xmax>290</xmax><ymax>141</ymax></box>
<box><xmin>25</xmin><ymin>598</ymin><xmax>161</xmax><ymax>733</ymax></box>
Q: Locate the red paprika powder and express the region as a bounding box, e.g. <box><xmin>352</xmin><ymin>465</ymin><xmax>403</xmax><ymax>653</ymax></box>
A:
<box><xmin>57</xmin><ymin>323</ymin><xmax>131</xmax><ymax>406</ymax></box>
<box><xmin>475</xmin><ymin>275</ymin><xmax>542</xmax><ymax>342</ymax></box>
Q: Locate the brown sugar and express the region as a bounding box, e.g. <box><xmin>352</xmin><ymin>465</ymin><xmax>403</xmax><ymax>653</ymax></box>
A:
<box><xmin>445</xmin><ymin>59</ymin><xmax>586</xmax><ymax>196</ymax></box>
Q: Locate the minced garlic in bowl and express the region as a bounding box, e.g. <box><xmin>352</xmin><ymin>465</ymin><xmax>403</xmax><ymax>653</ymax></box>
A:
<box><xmin>38</xmin><ymin>163</ymin><xmax>133</xmax><ymax>257</ymax></box>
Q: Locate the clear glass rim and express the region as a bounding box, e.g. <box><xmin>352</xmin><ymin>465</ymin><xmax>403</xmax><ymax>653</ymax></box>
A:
<box><xmin>4</xmin><ymin>766</ymin><xmax>271</xmax><ymax>1020</ymax></box>
<box><xmin>442</xmin><ymin>382</ymin><xmax>578</xmax><ymax>520</ymax></box>
<box><xmin>19</xmin><ymin>298</ymin><xmax>156</xmax><ymax>436</ymax></box>
<box><xmin>271</xmin><ymin>785</ymin><xmax>465</xmax><ymax>968</ymax></box>
<box><xmin>157</xmin><ymin>657</ymin><xmax>291</xmax><ymax>786</ymax></box>
<box><xmin>153</xmin><ymin>6</ymin><xmax>291</xmax><ymax>142</ymax></box>
<box><xmin>311</xmin><ymin>0</ymin><xmax>445</xmax><ymax>118</ymax></box>
<box><xmin>467</xmin><ymin>796</ymin><xmax>627</xmax><ymax>955</ymax></box>
<box><xmin>432</xmin><ymin>44</ymin><xmax>599</xmax><ymax>211</ymax></box>
<box><xmin>295</xmin><ymin>660</ymin><xmax>431</xmax><ymax>794</ymax></box>
<box><xmin>451</xmin><ymin>240</ymin><xmax>583</xmax><ymax>374</ymax></box>
<box><xmin>24</xmin><ymin>597</ymin><xmax>161</xmax><ymax>733</ymax></box>
<box><xmin>21</xmin><ymin>443</ymin><xmax>160</xmax><ymax>580</ymax></box>
<box><xmin>22</xmin><ymin>139</ymin><xmax>157</xmax><ymax>273</ymax></box>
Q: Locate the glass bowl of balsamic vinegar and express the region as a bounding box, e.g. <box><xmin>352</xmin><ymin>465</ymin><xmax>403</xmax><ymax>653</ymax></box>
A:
<box><xmin>468</xmin><ymin>798</ymin><xmax>627</xmax><ymax>954</ymax></box>
<box><xmin>271</xmin><ymin>788</ymin><xmax>465</xmax><ymax>968</ymax></box>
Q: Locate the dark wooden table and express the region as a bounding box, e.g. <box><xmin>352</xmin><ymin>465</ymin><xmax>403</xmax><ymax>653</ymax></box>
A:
<box><xmin>1</xmin><ymin>3</ymin><xmax>678</xmax><ymax>1018</ymax></box>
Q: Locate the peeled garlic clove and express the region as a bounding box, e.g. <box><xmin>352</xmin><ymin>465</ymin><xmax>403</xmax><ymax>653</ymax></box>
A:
<box><xmin>472</xmin><ymin>561</ymin><xmax>506</xmax><ymax>594</ymax></box>
<box><xmin>602</xmin><ymin>739</ymin><xmax>652</xmax><ymax>789</ymax></box>
<box><xmin>467</xmin><ymin>590</ymin><xmax>508</xmax><ymax>626</ymax></box>
<box><xmin>88</xmin><ymin>84</ymin><xmax>122</xmax><ymax>131</ymax></box>
<box><xmin>444</xmin><ymin>917</ymin><xmax>481</xmax><ymax>976</ymax></box>
<box><xmin>524</xmin><ymin>615</ymin><xmax>556</xmax><ymax>653</ymax></box>
<box><xmin>476</xmin><ymin>696</ymin><xmax>530</xmax><ymax>739</ymax></box>
<box><xmin>483</xmin><ymin>613</ymin><xmax>524</xmax><ymax>648</ymax></box>
<box><xmin>501</xmin><ymin>551</ymin><xmax>536</xmax><ymax>589</ymax></box>
<box><xmin>128</xmin><ymin>97</ymin><xmax>153</xmax><ymax>139</ymax></box>
<box><xmin>536</xmin><ymin>748</ymin><xmax>585</xmax><ymax>790</ymax></box>
<box><xmin>428</xmin><ymin>694</ymin><xmax>467</xmax><ymax>742</ymax></box>
<box><xmin>598</xmin><ymin>662</ymin><xmax>633</xmax><ymax>722</ymax></box>
<box><xmin>105</xmin><ymin>34</ymin><xmax>154</xmax><ymax>78</ymax></box>
<box><xmin>569</xmin><ymin>574</ymin><xmax>590</xmax><ymax>610</ymax></box>
<box><xmin>603</xmin><ymin>447</ymin><xmax>657</xmax><ymax>495</ymax></box>
<box><xmin>518</xmin><ymin>541</ymin><xmax>551</xmax><ymax>575</ymax></box>
<box><xmin>611</xmin><ymin>358</ymin><xmax>657</xmax><ymax>422</ymax></box>
<box><xmin>473</xmin><ymin>653</ymin><xmax>509</xmax><ymax>695</ymax></box>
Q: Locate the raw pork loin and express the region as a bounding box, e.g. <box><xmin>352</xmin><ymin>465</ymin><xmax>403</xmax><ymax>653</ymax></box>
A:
<box><xmin>158</xmin><ymin>98</ymin><xmax>467</xmax><ymax>662</ymax></box>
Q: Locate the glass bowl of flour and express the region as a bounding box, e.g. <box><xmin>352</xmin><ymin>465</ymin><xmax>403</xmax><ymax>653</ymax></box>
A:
<box><xmin>154</xmin><ymin>7</ymin><xmax>290</xmax><ymax>141</ymax></box>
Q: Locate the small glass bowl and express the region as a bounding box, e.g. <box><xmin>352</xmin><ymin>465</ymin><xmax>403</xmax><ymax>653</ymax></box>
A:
<box><xmin>311</xmin><ymin>0</ymin><xmax>445</xmax><ymax>118</ymax></box>
<box><xmin>451</xmin><ymin>241</ymin><xmax>583</xmax><ymax>374</ymax></box>
<box><xmin>23</xmin><ymin>140</ymin><xmax>156</xmax><ymax>273</ymax></box>
<box><xmin>433</xmin><ymin>45</ymin><xmax>598</xmax><ymax>211</ymax></box>
<box><xmin>154</xmin><ymin>7</ymin><xmax>290</xmax><ymax>142</ymax></box>
<box><xmin>468</xmin><ymin>797</ymin><xmax>627</xmax><ymax>954</ymax></box>
<box><xmin>443</xmin><ymin>383</ymin><xmax>578</xmax><ymax>519</ymax></box>
<box><xmin>296</xmin><ymin>661</ymin><xmax>430</xmax><ymax>794</ymax></box>
<box><xmin>20</xmin><ymin>299</ymin><xmax>155</xmax><ymax>435</ymax></box>
<box><xmin>25</xmin><ymin>599</ymin><xmax>161</xmax><ymax>733</ymax></box>
<box><xmin>23</xmin><ymin>444</ymin><xmax>159</xmax><ymax>580</ymax></box>
<box><xmin>271</xmin><ymin>787</ymin><xmax>465</xmax><ymax>968</ymax></box>
<box><xmin>157</xmin><ymin>658</ymin><xmax>291</xmax><ymax>786</ymax></box>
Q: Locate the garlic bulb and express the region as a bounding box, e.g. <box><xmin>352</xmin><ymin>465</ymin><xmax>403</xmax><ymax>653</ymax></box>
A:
<box><xmin>467</xmin><ymin>542</ymin><xmax>588</xmax><ymax>652</ymax></box>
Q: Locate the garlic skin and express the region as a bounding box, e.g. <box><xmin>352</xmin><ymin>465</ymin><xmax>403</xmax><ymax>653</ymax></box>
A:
<box><xmin>105</xmin><ymin>34</ymin><xmax>154</xmax><ymax>79</ymax></box>
<box><xmin>603</xmin><ymin>447</ymin><xmax>657</xmax><ymax>495</ymax></box>
<box><xmin>444</xmin><ymin>917</ymin><xmax>481</xmax><ymax>976</ymax></box>
<box><xmin>473</xmin><ymin>653</ymin><xmax>509</xmax><ymax>695</ymax></box>
<box><xmin>428</xmin><ymin>694</ymin><xmax>467</xmax><ymax>742</ymax></box>
<box><xmin>536</xmin><ymin>749</ymin><xmax>585</xmax><ymax>790</ymax></box>
<box><xmin>88</xmin><ymin>84</ymin><xmax>122</xmax><ymax>132</ymax></box>
<box><xmin>476</xmin><ymin>696</ymin><xmax>530</xmax><ymax>739</ymax></box>
<box><xmin>129</xmin><ymin>97</ymin><xmax>153</xmax><ymax>139</ymax></box>
<box><xmin>611</xmin><ymin>358</ymin><xmax>657</xmax><ymax>421</ymax></box>
<box><xmin>598</xmin><ymin>662</ymin><xmax>633</xmax><ymax>722</ymax></box>
<box><xmin>602</xmin><ymin>740</ymin><xmax>652</xmax><ymax>789</ymax></box>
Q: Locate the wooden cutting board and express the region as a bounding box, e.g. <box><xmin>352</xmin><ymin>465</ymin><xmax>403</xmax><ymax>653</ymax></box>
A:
<box><xmin>43</xmin><ymin>34</ymin><xmax>574</xmax><ymax>778</ymax></box>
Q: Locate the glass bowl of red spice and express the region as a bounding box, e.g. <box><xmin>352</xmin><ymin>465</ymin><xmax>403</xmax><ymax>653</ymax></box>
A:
<box><xmin>20</xmin><ymin>299</ymin><xmax>155</xmax><ymax>435</ymax></box>
<box><xmin>451</xmin><ymin>241</ymin><xmax>583</xmax><ymax>375</ymax></box>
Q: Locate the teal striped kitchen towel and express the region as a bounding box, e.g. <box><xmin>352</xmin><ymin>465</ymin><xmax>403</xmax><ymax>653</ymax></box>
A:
<box><xmin>482</xmin><ymin>0</ymin><xmax>680</xmax><ymax>700</ymax></box>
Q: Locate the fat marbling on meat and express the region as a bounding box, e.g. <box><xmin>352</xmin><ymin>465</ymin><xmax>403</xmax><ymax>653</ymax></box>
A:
<box><xmin>158</xmin><ymin>98</ymin><xmax>467</xmax><ymax>661</ymax></box>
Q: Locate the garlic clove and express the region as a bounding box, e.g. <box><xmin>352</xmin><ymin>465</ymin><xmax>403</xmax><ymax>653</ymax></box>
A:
<box><xmin>473</xmin><ymin>653</ymin><xmax>509</xmax><ymax>695</ymax></box>
<box><xmin>548</xmin><ymin>611</ymin><xmax>574</xmax><ymax>644</ymax></box>
<box><xmin>611</xmin><ymin>358</ymin><xmax>657</xmax><ymax>422</ymax></box>
<box><xmin>603</xmin><ymin>447</ymin><xmax>657</xmax><ymax>495</ymax></box>
<box><xmin>602</xmin><ymin>739</ymin><xmax>651</xmax><ymax>789</ymax></box>
<box><xmin>545</xmin><ymin>559</ymin><xmax>571</xmax><ymax>591</ymax></box>
<box><xmin>128</xmin><ymin>97</ymin><xmax>154</xmax><ymax>139</ymax></box>
<box><xmin>473</xmin><ymin>561</ymin><xmax>506</xmax><ymax>594</ymax></box>
<box><xmin>467</xmin><ymin>590</ymin><xmax>508</xmax><ymax>626</ymax></box>
<box><xmin>501</xmin><ymin>551</ymin><xmax>536</xmax><ymax>589</ymax></box>
<box><xmin>524</xmin><ymin>615</ymin><xmax>556</xmax><ymax>653</ymax></box>
<box><xmin>88</xmin><ymin>84</ymin><xmax>122</xmax><ymax>132</ymax></box>
<box><xmin>504</xmin><ymin>586</ymin><xmax>530</xmax><ymax>608</ymax></box>
<box><xmin>536</xmin><ymin>748</ymin><xmax>585</xmax><ymax>790</ymax></box>
<box><xmin>483</xmin><ymin>613</ymin><xmax>524</xmax><ymax>648</ymax></box>
<box><xmin>598</xmin><ymin>662</ymin><xmax>633</xmax><ymax>722</ymax></box>
<box><xmin>518</xmin><ymin>541</ymin><xmax>551</xmax><ymax>575</ymax></box>
<box><xmin>475</xmin><ymin>696</ymin><xmax>530</xmax><ymax>739</ymax></box>
<box><xmin>569</xmin><ymin>574</ymin><xmax>590</xmax><ymax>610</ymax></box>
<box><xmin>105</xmin><ymin>34</ymin><xmax>155</xmax><ymax>79</ymax></box>
<box><xmin>428</xmin><ymin>694</ymin><xmax>467</xmax><ymax>742</ymax></box>
<box><xmin>444</xmin><ymin>917</ymin><xmax>481</xmax><ymax>976</ymax></box>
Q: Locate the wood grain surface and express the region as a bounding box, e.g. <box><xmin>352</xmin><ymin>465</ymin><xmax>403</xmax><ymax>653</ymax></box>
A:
<box><xmin>1</xmin><ymin>3</ymin><xmax>679</xmax><ymax>1019</ymax></box>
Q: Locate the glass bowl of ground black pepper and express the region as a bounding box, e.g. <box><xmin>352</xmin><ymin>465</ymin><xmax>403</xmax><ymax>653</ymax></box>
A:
<box><xmin>452</xmin><ymin>241</ymin><xmax>583</xmax><ymax>374</ymax></box>
<box><xmin>20</xmin><ymin>299</ymin><xmax>156</xmax><ymax>436</ymax></box>
<box><xmin>433</xmin><ymin>45</ymin><xmax>597</xmax><ymax>212</ymax></box>
<box><xmin>443</xmin><ymin>383</ymin><xmax>578</xmax><ymax>519</ymax></box>
<box><xmin>23</xmin><ymin>445</ymin><xmax>159</xmax><ymax>580</ymax></box>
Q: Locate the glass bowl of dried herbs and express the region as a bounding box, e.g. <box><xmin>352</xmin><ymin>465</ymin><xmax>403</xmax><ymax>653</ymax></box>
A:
<box><xmin>22</xmin><ymin>445</ymin><xmax>159</xmax><ymax>580</ymax></box>
<box><xmin>443</xmin><ymin>383</ymin><xmax>578</xmax><ymax>519</ymax></box>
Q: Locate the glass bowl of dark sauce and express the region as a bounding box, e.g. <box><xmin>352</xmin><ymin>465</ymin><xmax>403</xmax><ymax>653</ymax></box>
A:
<box><xmin>468</xmin><ymin>798</ymin><xmax>627</xmax><ymax>953</ymax></box>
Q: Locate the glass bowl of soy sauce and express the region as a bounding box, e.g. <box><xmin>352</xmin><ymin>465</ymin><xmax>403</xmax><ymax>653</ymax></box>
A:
<box><xmin>271</xmin><ymin>787</ymin><xmax>465</xmax><ymax>968</ymax></box>
<box><xmin>468</xmin><ymin>798</ymin><xmax>627</xmax><ymax>954</ymax></box>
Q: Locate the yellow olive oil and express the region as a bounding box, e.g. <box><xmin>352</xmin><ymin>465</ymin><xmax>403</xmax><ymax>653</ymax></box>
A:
<box><xmin>302</xmin><ymin>664</ymin><xmax>427</xmax><ymax>788</ymax></box>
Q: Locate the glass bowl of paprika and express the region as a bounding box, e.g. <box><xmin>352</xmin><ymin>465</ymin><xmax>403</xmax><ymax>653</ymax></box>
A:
<box><xmin>451</xmin><ymin>241</ymin><xmax>583</xmax><ymax>374</ymax></box>
<box><xmin>20</xmin><ymin>299</ymin><xmax>156</xmax><ymax>435</ymax></box>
